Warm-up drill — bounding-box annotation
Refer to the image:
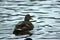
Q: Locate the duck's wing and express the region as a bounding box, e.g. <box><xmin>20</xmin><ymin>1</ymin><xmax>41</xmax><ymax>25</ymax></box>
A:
<box><xmin>14</xmin><ymin>21</ymin><xmax>24</xmax><ymax>29</ymax></box>
<box><xmin>25</xmin><ymin>21</ymin><xmax>34</xmax><ymax>30</ymax></box>
<box><xmin>17</xmin><ymin>21</ymin><xmax>24</xmax><ymax>25</ymax></box>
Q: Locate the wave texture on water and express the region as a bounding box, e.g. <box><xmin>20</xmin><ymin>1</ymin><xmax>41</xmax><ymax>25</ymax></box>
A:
<box><xmin>0</xmin><ymin>0</ymin><xmax>60</xmax><ymax>40</ymax></box>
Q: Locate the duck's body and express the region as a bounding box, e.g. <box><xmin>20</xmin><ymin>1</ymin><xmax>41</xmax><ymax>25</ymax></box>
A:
<box><xmin>13</xmin><ymin>14</ymin><xmax>34</xmax><ymax>35</ymax></box>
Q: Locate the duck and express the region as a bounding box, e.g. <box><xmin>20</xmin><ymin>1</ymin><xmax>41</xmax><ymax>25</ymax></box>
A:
<box><xmin>13</xmin><ymin>14</ymin><xmax>34</xmax><ymax>36</ymax></box>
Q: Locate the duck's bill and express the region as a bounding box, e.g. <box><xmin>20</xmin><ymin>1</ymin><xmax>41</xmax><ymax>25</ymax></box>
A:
<box><xmin>31</xmin><ymin>16</ymin><xmax>34</xmax><ymax>20</ymax></box>
<box><xmin>30</xmin><ymin>18</ymin><xmax>33</xmax><ymax>20</ymax></box>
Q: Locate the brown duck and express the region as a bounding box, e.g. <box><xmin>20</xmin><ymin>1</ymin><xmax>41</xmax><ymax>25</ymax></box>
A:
<box><xmin>13</xmin><ymin>14</ymin><xmax>34</xmax><ymax>36</ymax></box>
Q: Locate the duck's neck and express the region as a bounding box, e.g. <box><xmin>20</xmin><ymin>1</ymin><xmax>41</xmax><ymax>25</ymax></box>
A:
<box><xmin>24</xmin><ymin>18</ymin><xmax>30</xmax><ymax>21</ymax></box>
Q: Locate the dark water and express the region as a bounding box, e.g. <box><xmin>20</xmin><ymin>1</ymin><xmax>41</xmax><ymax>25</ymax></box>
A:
<box><xmin>0</xmin><ymin>0</ymin><xmax>60</xmax><ymax>40</ymax></box>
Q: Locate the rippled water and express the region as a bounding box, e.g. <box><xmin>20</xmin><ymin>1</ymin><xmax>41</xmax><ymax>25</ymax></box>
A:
<box><xmin>0</xmin><ymin>0</ymin><xmax>60</xmax><ymax>40</ymax></box>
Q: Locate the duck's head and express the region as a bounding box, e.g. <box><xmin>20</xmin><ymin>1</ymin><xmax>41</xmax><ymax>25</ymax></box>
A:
<box><xmin>24</xmin><ymin>14</ymin><xmax>32</xmax><ymax>21</ymax></box>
